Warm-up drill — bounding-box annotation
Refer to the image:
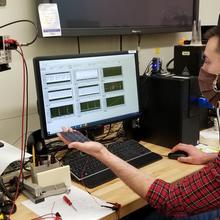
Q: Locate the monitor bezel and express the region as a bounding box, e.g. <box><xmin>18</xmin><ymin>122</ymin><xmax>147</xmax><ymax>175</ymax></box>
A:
<box><xmin>33</xmin><ymin>51</ymin><xmax>141</xmax><ymax>139</ymax></box>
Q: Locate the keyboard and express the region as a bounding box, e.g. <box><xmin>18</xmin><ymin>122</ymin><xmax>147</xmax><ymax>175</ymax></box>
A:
<box><xmin>62</xmin><ymin>139</ymin><xmax>162</xmax><ymax>188</ymax></box>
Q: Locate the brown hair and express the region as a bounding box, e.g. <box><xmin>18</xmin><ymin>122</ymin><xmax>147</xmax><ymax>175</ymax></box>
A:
<box><xmin>204</xmin><ymin>26</ymin><xmax>220</xmax><ymax>52</ymax></box>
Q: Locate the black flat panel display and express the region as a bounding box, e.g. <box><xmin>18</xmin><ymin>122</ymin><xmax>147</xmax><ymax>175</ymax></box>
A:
<box><xmin>33</xmin><ymin>51</ymin><xmax>141</xmax><ymax>139</ymax></box>
<box><xmin>36</xmin><ymin>0</ymin><xmax>199</xmax><ymax>37</ymax></box>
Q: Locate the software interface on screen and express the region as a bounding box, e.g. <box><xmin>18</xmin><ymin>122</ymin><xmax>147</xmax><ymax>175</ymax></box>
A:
<box><xmin>36</xmin><ymin>52</ymin><xmax>140</xmax><ymax>137</ymax></box>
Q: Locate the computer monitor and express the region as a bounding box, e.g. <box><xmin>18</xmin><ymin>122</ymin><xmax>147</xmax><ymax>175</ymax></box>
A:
<box><xmin>33</xmin><ymin>51</ymin><xmax>141</xmax><ymax>139</ymax></box>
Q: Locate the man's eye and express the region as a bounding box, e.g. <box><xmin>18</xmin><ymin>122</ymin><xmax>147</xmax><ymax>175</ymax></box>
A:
<box><xmin>202</xmin><ymin>55</ymin><xmax>206</xmax><ymax>64</ymax></box>
<box><xmin>203</xmin><ymin>57</ymin><xmax>211</xmax><ymax>65</ymax></box>
<box><xmin>204</xmin><ymin>60</ymin><xmax>211</xmax><ymax>65</ymax></box>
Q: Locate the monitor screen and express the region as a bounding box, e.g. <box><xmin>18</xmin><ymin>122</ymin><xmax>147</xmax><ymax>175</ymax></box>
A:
<box><xmin>33</xmin><ymin>51</ymin><xmax>140</xmax><ymax>139</ymax></box>
<box><xmin>36</xmin><ymin>0</ymin><xmax>198</xmax><ymax>37</ymax></box>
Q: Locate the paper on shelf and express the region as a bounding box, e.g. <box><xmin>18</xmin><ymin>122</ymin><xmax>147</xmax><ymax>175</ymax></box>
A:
<box><xmin>199</xmin><ymin>127</ymin><xmax>220</xmax><ymax>153</ymax></box>
<box><xmin>196</xmin><ymin>143</ymin><xmax>219</xmax><ymax>153</ymax></box>
<box><xmin>200</xmin><ymin>127</ymin><xmax>219</xmax><ymax>140</ymax></box>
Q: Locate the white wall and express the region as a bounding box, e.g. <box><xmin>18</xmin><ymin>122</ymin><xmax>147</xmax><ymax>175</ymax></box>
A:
<box><xmin>0</xmin><ymin>0</ymin><xmax>219</xmax><ymax>146</ymax></box>
<box><xmin>199</xmin><ymin>0</ymin><xmax>220</xmax><ymax>25</ymax></box>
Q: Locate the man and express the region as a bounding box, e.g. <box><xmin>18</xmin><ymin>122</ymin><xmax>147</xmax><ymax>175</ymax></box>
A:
<box><xmin>58</xmin><ymin>27</ymin><xmax>220</xmax><ymax>218</ymax></box>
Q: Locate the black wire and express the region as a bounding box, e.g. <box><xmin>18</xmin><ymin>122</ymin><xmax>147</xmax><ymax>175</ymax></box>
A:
<box><xmin>0</xmin><ymin>19</ymin><xmax>38</xmax><ymax>47</ymax></box>
<box><xmin>99</xmin><ymin>123</ymin><xmax>125</xmax><ymax>145</ymax></box>
<box><xmin>77</xmin><ymin>36</ymin><xmax>81</xmax><ymax>54</ymax></box>
<box><xmin>119</xmin><ymin>35</ymin><xmax>123</xmax><ymax>51</ymax></box>
<box><xmin>166</xmin><ymin>58</ymin><xmax>174</xmax><ymax>73</ymax></box>
<box><xmin>45</xmin><ymin>140</ymin><xmax>67</xmax><ymax>154</ymax></box>
<box><xmin>0</xmin><ymin>177</ymin><xmax>14</xmax><ymax>201</ymax></box>
<box><xmin>0</xmin><ymin>200</ymin><xmax>17</xmax><ymax>215</ymax></box>
<box><xmin>137</xmin><ymin>34</ymin><xmax>141</xmax><ymax>48</ymax></box>
<box><xmin>143</xmin><ymin>60</ymin><xmax>151</xmax><ymax>76</ymax></box>
<box><xmin>96</xmin><ymin>124</ymin><xmax>112</xmax><ymax>142</ymax></box>
<box><xmin>22</xmin><ymin>160</ymin><xmax>32</xmax><ymax>173</ymax></box>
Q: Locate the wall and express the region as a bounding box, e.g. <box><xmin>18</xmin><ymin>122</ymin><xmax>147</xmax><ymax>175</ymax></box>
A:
<box><xmin>0</xmin><ymin>0</ymin><xmax>219</xmax><ymax>146</ymax></box>
<box><xmin>199</xmin><ymin>0</ymin><xmax>220</xmax><ymax>25</ymax></box>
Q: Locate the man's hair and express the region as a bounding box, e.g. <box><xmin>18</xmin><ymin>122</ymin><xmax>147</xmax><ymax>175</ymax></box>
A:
<box><xmin>204</xmin><ymin>26</ymin><xmax>220</xmax><ymax>52</ymax></box>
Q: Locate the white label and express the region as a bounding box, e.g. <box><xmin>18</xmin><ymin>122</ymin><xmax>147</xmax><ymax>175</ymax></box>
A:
<box><xmin>38</xmin><ymin>3</ymin><xmax>61</xmax><ymax>37</ymax></box>
<box><xmin>182</xmin><ymin>51</ymin><xmax>190</xmax><ymax>56</ymax></box>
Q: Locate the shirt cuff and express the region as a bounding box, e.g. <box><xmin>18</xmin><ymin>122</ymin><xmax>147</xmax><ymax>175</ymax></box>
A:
<box><xmin>146</xmin><ymin>178</ymin><xmax>171</xmax><ymax>210</ymax></box>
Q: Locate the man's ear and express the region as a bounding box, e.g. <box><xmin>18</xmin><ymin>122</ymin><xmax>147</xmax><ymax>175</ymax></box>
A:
<box><xmin>216</xmin><ymin>74</ymin><xmax>220</xmax><ymax>88</ymax></box>
<box><xmin>213</xmin><ymin>74</ymin><xmax>220</xmax><ymax>92</ymax></box>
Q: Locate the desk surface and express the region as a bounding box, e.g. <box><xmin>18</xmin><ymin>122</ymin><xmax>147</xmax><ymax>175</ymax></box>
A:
<box><xmin>12</xmin><ymin>142</ymin><xmax>204</xmax><ymax>220</ymax></box>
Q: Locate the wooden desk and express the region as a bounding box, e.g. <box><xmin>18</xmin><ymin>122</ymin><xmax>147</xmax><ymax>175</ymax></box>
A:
<box><xmin>12</xmin><ymin>142</ymin><xmax>204</xmax><ymax>220</ymax></box>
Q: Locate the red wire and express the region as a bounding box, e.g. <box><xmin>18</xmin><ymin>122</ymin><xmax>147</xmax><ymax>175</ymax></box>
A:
<box><xmin>8</xmin><ymin>41</ymin><xmax>27</xmax><ymax>218</ymax></box>
<box><xmin>18</xmin><ymin>43</ymin><xmax>26</xmax><ymax>176</ymax></box>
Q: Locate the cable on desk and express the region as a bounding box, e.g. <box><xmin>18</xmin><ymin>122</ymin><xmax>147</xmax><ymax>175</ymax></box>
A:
<box><xmin>30</xmin><ymin>212</ymin><xmax>62</xmax><ymax>220</ymax></box>
<box><xmin>1</xmin><ymin>20</ymin><xmax>38</xmax><ymax>220</ymax></box>
<box><xmin>45</xmin><ymin>140</ymin><xmax>67</xmax><ymax>154</ymax></box>
<box><xmin>0</xmin><ymin>177</ymin><xmax>14</xmax><ymax>201</ymax></box>
<box><xmin>0</xmin><ymin>200</ymin><xmax>16</xmax><ymax>216</ymax></box>
<box><xmin>77</xmin><ymin>160</ymin><xmax>121</xmax><ymax>219</ymax></box>
<box><xmin>3</xmin><ymin>42</ymin><xmax>29</xmax><ymax>219</ymax></box>
<box><xmin>95</xmin><ymin>124</ymin><xmax>112</xmax><ymax>142</ymax></box>
<box><xmin>98</xmin><ymin>123</ymin><xmax>125</xmax><ymax>145</ymax></box>
<box><xmin>64</xmin><ymin>156</ymin><xmax>121</xmax><ymax>219</ymax></box>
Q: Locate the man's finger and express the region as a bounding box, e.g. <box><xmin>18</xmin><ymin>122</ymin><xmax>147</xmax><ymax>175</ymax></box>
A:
<box><xmin>177</xmin><ymin>156</ymin><xmax>192</xmax><ymax>164</ymax></box>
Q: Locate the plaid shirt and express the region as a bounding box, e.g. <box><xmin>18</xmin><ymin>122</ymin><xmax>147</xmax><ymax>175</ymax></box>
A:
<box><xmin>146</xmin><ymin>152</ymin><xmax>220</xmax><ymax>217</ymax></box>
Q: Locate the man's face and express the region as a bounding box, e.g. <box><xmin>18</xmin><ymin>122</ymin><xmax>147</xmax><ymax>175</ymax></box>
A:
<box><xmin>202</xmin><ymin>36</ymin><xmax>220</xmax><ymax>75</ymax></box>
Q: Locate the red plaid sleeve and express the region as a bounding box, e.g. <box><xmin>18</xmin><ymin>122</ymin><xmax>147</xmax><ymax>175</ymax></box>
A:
<box><xmin>146</xmin><ymin>153</ymin><xmax>220</xmax><ymax>218</ymax></box>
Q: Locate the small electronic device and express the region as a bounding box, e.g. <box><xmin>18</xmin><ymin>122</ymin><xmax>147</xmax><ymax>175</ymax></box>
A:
<box><xmin>151</xmin><ymin>57</ymin><xmax>162</xmax><ymax>74</ymax></box>
<box><xmin>174</xmin><ymin>45</ymin><xmax>205</xmax><ymax>76</ymax></box>
<box><xmin>0</xmin><ymin>35</ymin><xmax>12</xmax><ymax>72</ymax></box>
<box><xmin>168</xmin><ymin>151</ymin><xmax>188</xmax><ymax>160</ymax></box>
<box><xmin>59</xmin><ymin>131</ymin><xmax>90</xmax><ymax>143</ymax></box>
<box><xmin>33</xmin><ymin>51</ymin><xmax>140</xmax><ymax>139</ymax></box>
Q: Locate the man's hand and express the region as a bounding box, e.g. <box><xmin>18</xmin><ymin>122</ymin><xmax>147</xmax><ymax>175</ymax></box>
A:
<box><xmin>68</xmin><ymin>141</ymin><xmax>106</xmax><ymax>159</ymax></box>
<box><xmin>57</xmin><ymin>127</ymin><xmax>156</xmax><ymax>199</ymax></box>
<box><xmin>57</xmin><ymin>127</ymin><xmax>106</xmax><ymax>158</ymax></box>
<box><xmin>171</xmin><ymin>143</ymin><xmax>208</xmax><ymax>165</ymax></box>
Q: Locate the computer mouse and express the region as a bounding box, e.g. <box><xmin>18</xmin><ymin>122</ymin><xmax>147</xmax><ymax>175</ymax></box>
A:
<box><xmin>168</xmin><ymin>150</ymin><xmax>188</xmax><ymax>160</ymax></box>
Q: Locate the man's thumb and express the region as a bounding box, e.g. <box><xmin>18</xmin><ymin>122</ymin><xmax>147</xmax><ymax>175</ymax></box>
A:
<box><xmin>178</xmin><ymin>156</ymin><xmax>191</xmax><ymax>164</ymax></box>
